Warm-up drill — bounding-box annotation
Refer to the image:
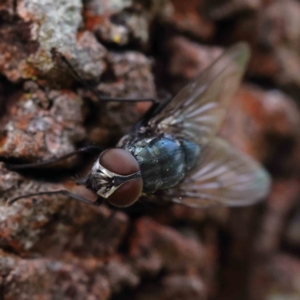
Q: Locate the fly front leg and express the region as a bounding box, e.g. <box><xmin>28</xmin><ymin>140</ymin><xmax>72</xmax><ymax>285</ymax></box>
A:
<box><xmin>7</xmin><ymin>190</ymin><xmax>104</xmax><ymax>206</ymax></box>
<box><xmin>5</xmin><ymin>146</ymin><xmax>104</xmax><ymax>170</ymax></box>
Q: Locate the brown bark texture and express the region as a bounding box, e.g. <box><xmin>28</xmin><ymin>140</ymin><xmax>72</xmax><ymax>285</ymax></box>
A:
<box><xmin>0</xmin><ymin>0</ymin><xmax>300</xmax><ymax>299</ymax></box>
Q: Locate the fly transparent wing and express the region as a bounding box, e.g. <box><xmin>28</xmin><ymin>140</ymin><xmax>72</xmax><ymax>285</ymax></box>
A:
<box><xmin>148</xmin><ymin>43</ymin><xmax>250</xmax><ymax>145</ymax></box>
<box><xmin>157</xmin><ymin>138</ymin><xmax>271</xmax><ymax>208</ymax></box>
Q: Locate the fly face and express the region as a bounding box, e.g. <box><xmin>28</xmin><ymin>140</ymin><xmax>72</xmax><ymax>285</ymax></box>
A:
<box><xmin>6</xmin><ymin>43</ymin><xmax>271</xmax><ymax>209</ymax></box>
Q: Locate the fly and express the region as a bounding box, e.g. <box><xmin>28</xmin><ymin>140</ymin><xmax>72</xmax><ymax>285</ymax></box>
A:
<box><xmin>6</xmin><ymin>43</ymin><xmax>271</xmax><ymax>209</ymax></box>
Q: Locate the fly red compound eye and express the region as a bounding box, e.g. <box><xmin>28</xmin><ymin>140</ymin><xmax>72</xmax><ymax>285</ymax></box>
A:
<box><xmin>100</xmin><ymin>149</ymin><xmax>140</xmax><ymax>176</ymax></box>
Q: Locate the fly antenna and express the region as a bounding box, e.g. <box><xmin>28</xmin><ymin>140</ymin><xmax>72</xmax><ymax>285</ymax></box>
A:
<box><xmin>7</xmin><ymin>190</ymin><xmax>102</xmax><ymax>206</ymax></box>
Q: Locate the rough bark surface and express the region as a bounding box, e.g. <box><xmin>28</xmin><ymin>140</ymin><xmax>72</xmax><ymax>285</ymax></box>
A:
<box><xmin>0</xmin><ymin>0</ymin><xmax>300</xmax><ymax>299</ymax></box>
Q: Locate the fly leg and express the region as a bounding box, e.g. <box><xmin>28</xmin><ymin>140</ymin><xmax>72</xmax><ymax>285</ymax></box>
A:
<box><xmin>52</xmin><ymin>49</ymin><xmax>173</xmax><ymax>128</ymax></box>
<box><xmin>133</xmin><ymin>90</ymin><xmax>173</xmax><ymax>130</ymax></box>
<box><xmin>12</xmin><ymin>0</ymin><xmax>17</xmax><ymax>16</ymax></box>
<box><xmin>7</xmin><ymin>190</ymin><xmax>103</xmax><ymax>206</ymax></box>
<box><xmin>52</xmin><ymin>49</ymin><xmax>159</xmax><ymax>105</ymax></box>
<box><xmin>5</xmin><ymin>145</ymin><xmax>103</xmax><ymax>170</ymax></box>
<box><xmin>4</xmin><ymin>146</ymin><xmax>104</xmax><ymax>205</ymax></box>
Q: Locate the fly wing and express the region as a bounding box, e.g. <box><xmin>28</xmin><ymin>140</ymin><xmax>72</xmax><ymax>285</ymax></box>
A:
<box><xmin>156</xmin><ymin>138</ymin><xmax>271</xmax><ymax>208</ymax></box>
<box><xmin>148</xmin><ymin>43</ymin><xmax>250</xmax><ymax>144</ymax></box>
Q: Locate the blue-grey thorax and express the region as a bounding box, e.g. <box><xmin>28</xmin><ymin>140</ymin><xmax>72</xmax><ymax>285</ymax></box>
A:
<box><xmin>122</xmin><ymin>134</ymin><xmax>200</xmax><ymax>193</ymax></box>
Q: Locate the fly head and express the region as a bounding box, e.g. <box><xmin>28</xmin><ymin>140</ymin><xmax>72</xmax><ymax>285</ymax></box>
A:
<box><xmin>77</xmin><ymin>148</ymin><xmax>143</xmax><ymax>207</ymax></box>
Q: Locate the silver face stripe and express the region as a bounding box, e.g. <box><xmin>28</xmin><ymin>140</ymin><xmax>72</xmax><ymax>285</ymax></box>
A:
<box><xmin>90</xmin><ymin>159</ymin><xmax>141</xmax><ymax>198</ymax></box>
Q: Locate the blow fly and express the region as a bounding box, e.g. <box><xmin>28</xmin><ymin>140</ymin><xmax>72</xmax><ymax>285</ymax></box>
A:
<box><xmin>7</xmin><ymin>43</ymin><xmax>271</xmax><ymax>208</ymax></box>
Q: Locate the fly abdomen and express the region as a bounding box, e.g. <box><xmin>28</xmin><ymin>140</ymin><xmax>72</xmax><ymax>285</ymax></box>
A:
<box><xmin>128</xmin><ymin>135</ymin><xmax>200</xmax><ymax>193</ymax></box>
